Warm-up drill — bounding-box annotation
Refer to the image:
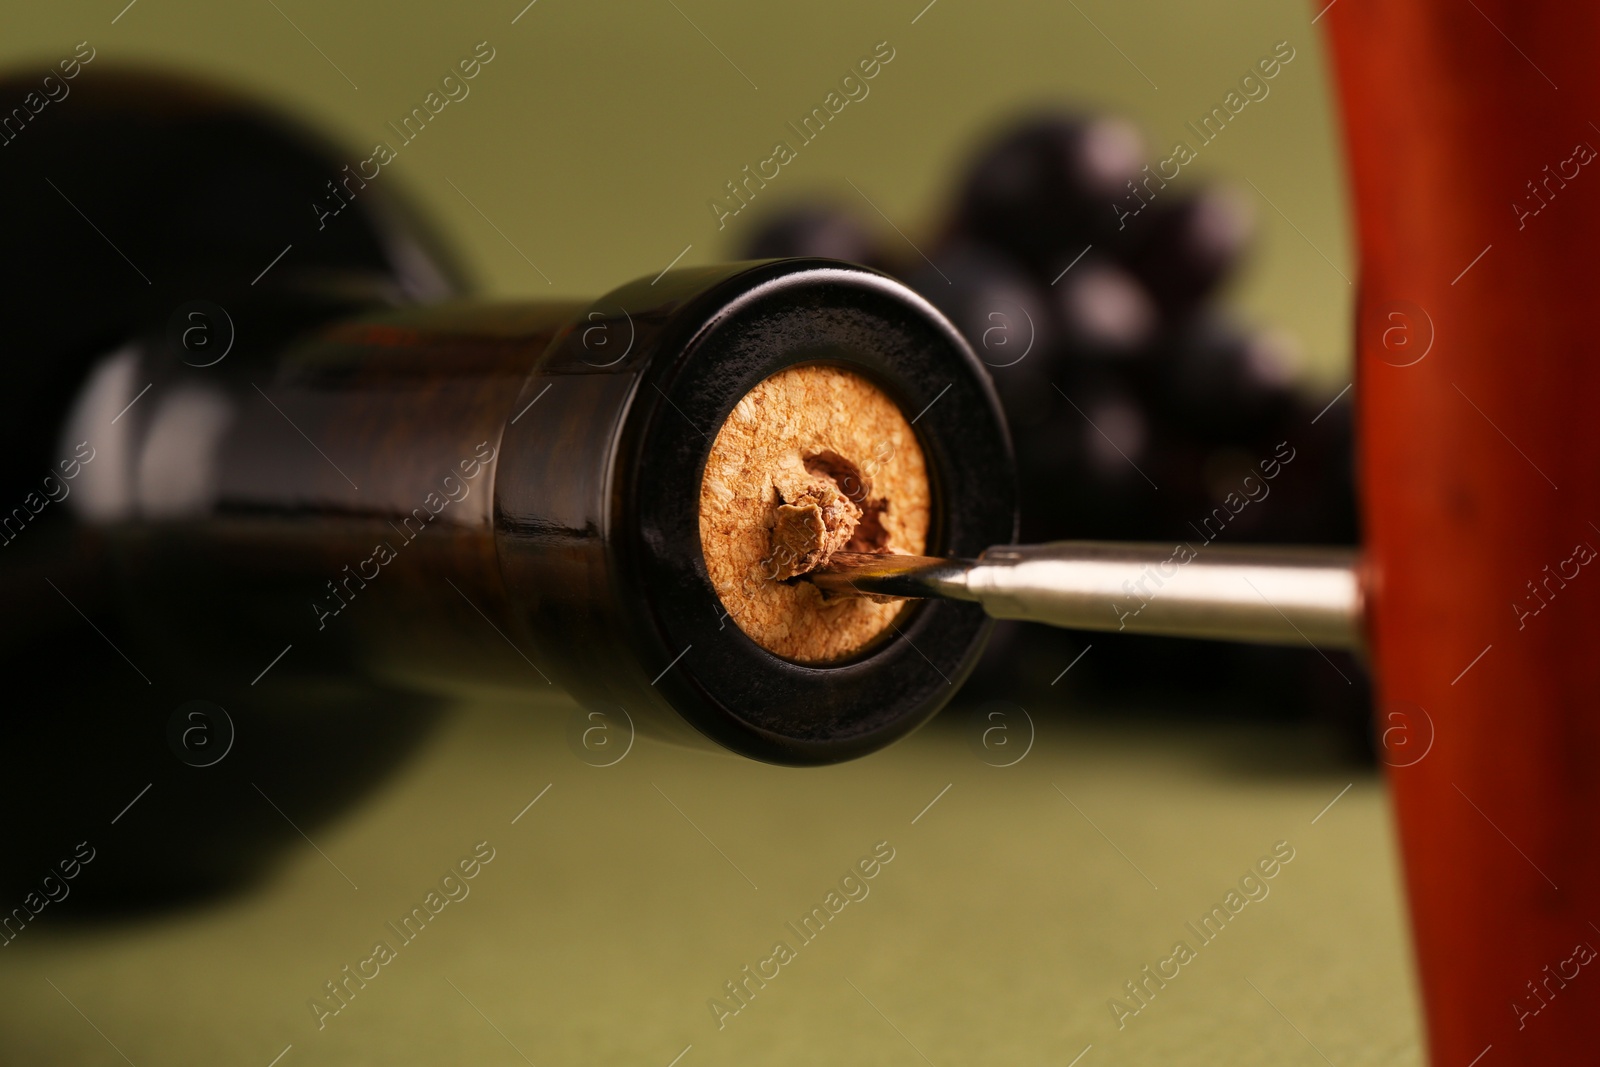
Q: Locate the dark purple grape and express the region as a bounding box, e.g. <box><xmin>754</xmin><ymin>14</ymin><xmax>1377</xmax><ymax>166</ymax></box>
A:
<box><xmin>1052</xmin><ymin>254</ymin><xmax>1160</xmax><ymax>358</ymax></box>
<box><xmin>1148</xmin><ymin>314</ymin><xmax>1302</xmax><ymax>438</ymax></box>
<box><xmin>901</xmin><ymin>242</ymin><xmax>1057</xmax><ymax>426</ymax></box>
<box><xmin>1123</xmin><ymin>187</ymin><xmax>1255</xmax><ymax>314</ymax></box>
<box><xmin>1013</xmin><ymin>363</ymin><xmax>1172</xmax><ymax>543</ymax></box>
<box><xmin>950</xmin><ymin>113</ymin><xmax>1146</xmax><ymax>273</ymax></box>
<box><xmin>740</xmin><ymin>204</ymin><xmax>887</xmax><ymax>268</ymax></box>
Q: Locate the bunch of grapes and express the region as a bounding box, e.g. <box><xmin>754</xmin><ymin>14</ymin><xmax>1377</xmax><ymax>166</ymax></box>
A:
<box><xmin>740</xmin><ymin>110</ymin><xmax>1368</xmax><ymax>744</ymax></box>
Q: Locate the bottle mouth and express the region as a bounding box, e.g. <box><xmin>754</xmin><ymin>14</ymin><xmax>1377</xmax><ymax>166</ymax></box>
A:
<box><xmin>500</xmin><ymin>259</ymin><xmax>1014</xmax><ymax>765</ymax></box>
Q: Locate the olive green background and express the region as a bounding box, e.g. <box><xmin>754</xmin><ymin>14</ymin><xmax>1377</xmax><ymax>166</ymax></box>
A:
<box><xmin>3</xmin><ymin>706</ymin><xmax>1416</xmax><ymax>1067</ymax></box>
<box><xmin>0</xmin><ymin>2</ymin><xmax>1410</xmax><ymax>1065</ymax></box>
<box><xmin>4</xmin><ymin>0</ymin><xmax>1353</xmax><ymax>383</ymax></box>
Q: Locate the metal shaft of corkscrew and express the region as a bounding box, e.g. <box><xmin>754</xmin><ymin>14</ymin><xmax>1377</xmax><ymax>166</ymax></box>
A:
<box><xmin>811</xmin><ymin>542</ymin><xmax>1364</xmax><ymax>650</ymax></box>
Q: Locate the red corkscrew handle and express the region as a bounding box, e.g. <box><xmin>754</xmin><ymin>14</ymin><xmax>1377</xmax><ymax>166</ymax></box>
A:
<box><xmin>1325</xmin><ymin>3</ymin><xmax>1600</xmax><ymax>1062</ymax></box>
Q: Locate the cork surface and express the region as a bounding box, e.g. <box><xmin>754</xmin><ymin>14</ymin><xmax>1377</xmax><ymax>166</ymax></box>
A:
<box><xmin>699</xmin><ymin>363</ymin><xmax>930</xmax><ymax>663</ymax></box>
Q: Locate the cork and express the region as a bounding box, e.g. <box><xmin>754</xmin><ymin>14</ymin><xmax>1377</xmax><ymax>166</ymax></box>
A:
<box><xmin>699</xmin><ymin>364</ymin><xmax>930</xmax><ymax>663</ymax></box>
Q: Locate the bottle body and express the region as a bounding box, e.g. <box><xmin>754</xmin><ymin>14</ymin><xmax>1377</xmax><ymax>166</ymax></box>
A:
<box><xmin>57</xmin><ymin>260</ymin><xmax>1017</xmax><ymax>765</ymax></box>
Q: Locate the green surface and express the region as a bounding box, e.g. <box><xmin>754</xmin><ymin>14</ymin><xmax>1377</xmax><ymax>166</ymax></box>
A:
<box><xmin>1</xmin><ymin>699</ymin><xmax>1420</xmax><ymax>1065</ymax></box>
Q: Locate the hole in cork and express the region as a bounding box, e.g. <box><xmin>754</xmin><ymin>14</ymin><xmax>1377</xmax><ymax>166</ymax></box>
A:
<box><xmin>803</xmin><ymin>451</ymin><xmax>890</xmax><ymax>555</ymax></box>
<box><xmin>762</xmin><ymin>450</ymin><xmax>893</xmax><ymax>583</ymax></box>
